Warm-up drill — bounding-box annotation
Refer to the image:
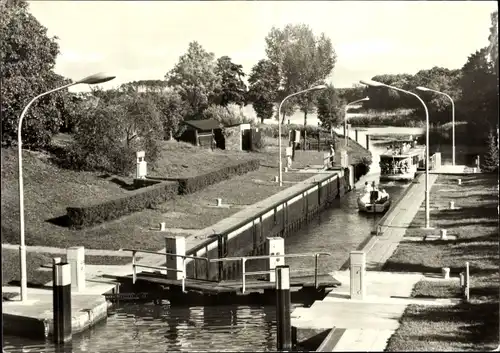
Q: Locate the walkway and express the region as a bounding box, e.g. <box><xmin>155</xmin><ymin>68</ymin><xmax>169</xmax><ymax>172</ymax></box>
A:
<box><xmin>292</xmin><ymin>172</ymin><xmax>451</xmax><ymax>352</ymax></box>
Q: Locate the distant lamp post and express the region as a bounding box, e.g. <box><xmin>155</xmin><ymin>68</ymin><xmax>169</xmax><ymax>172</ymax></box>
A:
<box><xmin>416</xmin><ymin>86</ymin><xmax>456</xmax><ymax>166</ymax></box>
<box><xmin>278</xmin><ymin>84</ymin><xmax>327</xmax><ymax>186</ymax></box>
<box><xmin>344</xmin><ymin>97</ymin><xmax>370</xmax><ymax>147</ymax></box>
<box><xmin>17</xmin><ymin>72</ymin><xmax>115</xmax><ymax>302</ymax></box>
<box><xmin>360</xmin><ymin>79</ymin><xmax>432</xmax><ymax>229</ymax></box>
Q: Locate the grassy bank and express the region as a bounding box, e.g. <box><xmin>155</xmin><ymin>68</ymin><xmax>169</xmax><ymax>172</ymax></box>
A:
<box><xmin>384</xmin><ymin>173</ymin><xmax>499</xmax><ymax>351</ymax></box>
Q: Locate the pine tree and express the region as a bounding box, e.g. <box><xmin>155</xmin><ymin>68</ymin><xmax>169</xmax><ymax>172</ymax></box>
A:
<box><xmin>481</xmin><ymin>129</ymin><xmax>499</xmax><ymax>172</ymax></box>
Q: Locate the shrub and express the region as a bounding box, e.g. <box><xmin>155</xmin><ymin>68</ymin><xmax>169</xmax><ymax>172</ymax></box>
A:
<box><xmin>174</xmin><ymin>159</ymin><xmax>260</xmax><ymax>194</ymax></box>
<box><xmin>203</xmin><ymin>104</ymin><xmax>254</xmax><ymax>126</ymax></box>
<box><xmin>66</xmin><ymin>181</ymin><xmax>178</xmax><ymax>229</ymax></box>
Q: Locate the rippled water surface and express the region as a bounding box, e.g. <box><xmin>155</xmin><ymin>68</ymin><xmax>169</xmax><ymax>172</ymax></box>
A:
<box><xmin>3</xmin><ymin>139</ymin><xmax>410</xmax><ymax>352</ymax></box>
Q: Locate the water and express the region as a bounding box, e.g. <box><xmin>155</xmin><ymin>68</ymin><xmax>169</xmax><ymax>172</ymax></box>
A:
<box><xmin>3</xmin><ymin>137</ymin><xmax>411</xmax><ymax>352</ymax></box>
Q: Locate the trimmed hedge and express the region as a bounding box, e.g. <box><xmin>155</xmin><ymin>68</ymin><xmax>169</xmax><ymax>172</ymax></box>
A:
<box><xmin>67</xmin><ymin>181</ymin><xmax>178</xmax><ymax>229</ymax></box>
<box><xmin>174</xmin><ymin>159</ymin><xmax>260</xmax><ymax>195</ymax></box>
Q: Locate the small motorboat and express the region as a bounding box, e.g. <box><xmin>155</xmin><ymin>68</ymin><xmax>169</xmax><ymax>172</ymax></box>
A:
<box><xmin>357</xmin><ymin>189</ymin><xmax>391</xmax><ymax>213</ymax></box>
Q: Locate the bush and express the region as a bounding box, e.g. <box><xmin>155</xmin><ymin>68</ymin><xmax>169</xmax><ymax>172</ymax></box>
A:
<box><xmin>66</xmin><ymin>181</ymin><xmax>178</xmax><ymax>229</ymax></box>
<box><xmin>482</xmin><ymin>130</ymin><xmax>499</xmax><ymax>172</ymax></box>
<box><xmin>203</xmin><ymin>104</ymin><xmax>255</xmax><ymax>126</ymax></box>
<box><xmin>174</xmin><ymin>159</ymin><xmax>260</xmax><ymax>194</ymax></box>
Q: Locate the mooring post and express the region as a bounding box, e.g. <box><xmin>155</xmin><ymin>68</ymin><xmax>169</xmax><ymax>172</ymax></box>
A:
<box><xmin>267</xmin><ymin>237</ymin><xmax>285</xmax><ymax>282</ymax></box>
<box><xmin>464</xmin><ymin>262</ymin><xmax>470</xmax><ymax>302</ymax></box>
<box><xmin>67</xmin><ymin>246</ymin><xmax>85</xmax><ymax>292</ymax></box>
<box><xmin>165</xmin><ymin>236</ymin><xmax>186</xmax><ymax>280</ymax></box>
<box><xmin>349</xmin><ymin>251</ymin><xmax>366</xmax><ymax>300</ymax></box>
<box><xmin>276</xmin><ymin>265</ymin><xmax>292</xmax><ymax>352</ymax></box>
<box><xmin>53</xmin><ymin>262</ymin><xmax>72</xmax><ymax>344</ymax></box>
<box><xmin>365</xmin><ymin>134</ymin><xmax>370</xmax><ymax>150</ymax></box>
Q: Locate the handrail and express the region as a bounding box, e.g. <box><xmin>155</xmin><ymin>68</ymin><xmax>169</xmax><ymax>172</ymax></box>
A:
<box><xmin>125</xmin><ymin>249</ymin><xmax>210</xmax><ymax>287</ymax></box>
<box><xmin>209</xmin><ymin>252</ymin><xmax>331</xmax><ymax>294</ymax></box>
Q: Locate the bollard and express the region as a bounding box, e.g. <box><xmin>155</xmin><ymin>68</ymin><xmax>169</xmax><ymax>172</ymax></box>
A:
<box><xmin>459</xmin><ymin>272</ymin><xmax>464</xmax><ymax>287</ymax></box>
<box><xmin>457</xmin><ymin>178</ymin><xmax>462</xmax><ymax>185</ymax></box>
<box><xmin>440</xmin><ymin>229</ymin><xmax>448</xmax><ymax>240</ymax></box>
<box><xmin>66</xmin><ymin>247</ymin><xmax>85</xmax><ymax>292</ymax></box>
<box><xmin>216</xmin><ymin>198</ymin><xmax>222</xmax><ymax>207</ymax></box>
<box><xmin>165</xmin><ymin>236</ymin><xmax>186</xmax><ymax>280</ymax></box>
<box><xmin>284</xmin><ymin>167</ymin><xmax>288</xmax><ymax>173</ymax></box>
<box><xmin>449</xmin><ymin>201</ymin><xmax>455</xmax><ymax>210</ymax></box>
<box><xmin>365</xmin><ymin>134</ymin><xmax>370</xmax><ymax>150</ymax></box>
<box><xmin>349</xmin><ymin>251</ymin><xmax>366</xmax><ymax>300</ymax></box>
<box><xmin>441</xmin><ymin>267</ymin><xmax>450</xmax><ymax>279</ymax></box>
<box><xmin>276</xmin><ymin>265</ymin><xmax>292</xmax><ymax>352</ymax></box>
<box><xmin>274</xmin><ymin>176</ymin><xmax>279</xmax><ymax>183</ymax></box>
<box><xmin>464</xmin><ymin>262</ymin><xmax>470</xmax><ymax>302</ymax></box>
<box><xmin>473</xmin><ymin>167</ymin><xmax>477</xmax><ymax>173</ymax></box>
<box><xmin>354</xmin><ymin>129</ymin><xmax>359</xmax><ymax>143</ymax></box>
<box><xmin>159</xmin><ymin>222</ymin><xmax>166</xmax><ymax>231</ymax></box>
<box><xmin>266</xmin><ymin>237</ymin><xmax>285</xmax><ymax>282</ymax></box>
<box><xmin>53</xmin><ymin>262</ymin><xmax>72</xmax><ymax>344</ymax></box>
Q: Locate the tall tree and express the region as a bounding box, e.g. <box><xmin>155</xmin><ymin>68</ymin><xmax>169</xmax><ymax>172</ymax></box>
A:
<box><xmin>151</xmin><ymin>90</ymin><xmax>187</xmax><ymax>140</ymax></box>
<box><xmin>316</xmin><ymin>84</ymin><xmax>345</xmax><ymax>131</ymax></box>
<box><xmin>1</xmin><ymin>0</ymin><xmax>68</xmax><ymax>148</ymax></box>
<box><xmin>213</xmin><ymin>56</ymin><xmax>247</xmax><ymax>108</ymax></box>
<box><xmin>458</xmin><ymin>48</ymin><xmax>497</xmax><ymax>128</ymax></box>
<box><xmin>488</xmin><ymin>10</ymin><xmax>498</xmax><ymax>76</ymax></box>
<box><xmin>247</xmin><ymin>59</ymin><xmax>280</xmax><ymax>123</ymax></box>
<box><xmin>265</xmin><ymin>24</ymin><xmax>337</xmax><ymax>126</ymax></box>
<box><xmin>165</xmin><ymin>41</ymin><xmax>220</xmax><ymax>119</ymax></box>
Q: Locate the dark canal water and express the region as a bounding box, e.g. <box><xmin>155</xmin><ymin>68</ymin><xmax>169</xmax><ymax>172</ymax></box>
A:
<box><xmin>3</xmin><ymin>139</ymin><xmax>411</xmax><ymax>353</ymax></box>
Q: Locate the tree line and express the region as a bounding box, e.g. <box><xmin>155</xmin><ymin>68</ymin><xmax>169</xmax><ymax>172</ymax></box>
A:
<box><xmin>1</xmin><ymin>0</ymin><xmax>497</xmax><ymax>171</ymax></box>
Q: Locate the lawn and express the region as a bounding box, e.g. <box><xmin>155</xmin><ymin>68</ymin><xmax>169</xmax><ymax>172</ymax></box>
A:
<box><xmin>0</xmin><ymin>139</ymin><xmax>324</xmax><ymax>252</ymax></box>
<box><xmin>383</xmin><ymin>173</ymin><xmax>499</xmax><ymax>351</ymax></box>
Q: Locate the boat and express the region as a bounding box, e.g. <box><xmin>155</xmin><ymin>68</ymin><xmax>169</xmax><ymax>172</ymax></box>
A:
<box><xmin>379</xmin><ymin>141</ymin><xmax>425</xmax><ymax>181</ymax></box>
<box><xmin>357</xmin><ymin>189</ymin><xmax>391</xmax><ymax>213</ymax></box>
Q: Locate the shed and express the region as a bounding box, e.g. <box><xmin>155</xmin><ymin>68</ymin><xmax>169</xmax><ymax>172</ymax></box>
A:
<box><xmin>178</xmin><ymin>119</ymin><xmax>225</xmax><ymax>149</ymax></box>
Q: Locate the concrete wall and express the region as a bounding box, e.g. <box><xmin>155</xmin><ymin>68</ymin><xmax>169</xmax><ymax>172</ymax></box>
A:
<box><xmin>185</xmin><ymin>170</ymin><xmax>348</xmax><ymax>281</ymax></box>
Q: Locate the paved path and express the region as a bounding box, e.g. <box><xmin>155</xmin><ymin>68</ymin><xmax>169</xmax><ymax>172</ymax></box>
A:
<box><xmin>1</xmin><ymin>244</ymin><xmax>131</xmax><ymax>257</ymax></box>
<box><xmin>292</xmin><ymin>172</ymin><xmax>445</xmax><ymax>352</ymax></box>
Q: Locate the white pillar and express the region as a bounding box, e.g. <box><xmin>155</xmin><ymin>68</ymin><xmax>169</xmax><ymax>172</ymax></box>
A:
<box><xmin>440</xmin><ymin>229</ymin><xmax>448</xmax><ymax>240</ymax></box>
<box><xmin>66</xmin><ymin>246</ymin><xmax>85</xmax><ymax>291</ymax></box>
<box><xmin>165</xmin><ymin>236</ymin><xmax>186</xmax><ymax>280</ymax></box>
<box><xmin>449</xmin><ymin>201</ymin><xmax>455</xmax><ymax>210</ymax></box>
<box><xmin>136</xmin><ymin>151</ymin><xmax>147</xmax><ymax>179</ymax></box>
<box><xmin>266</xmin><ymin>237</ymin><xmax>285</xmax><ymax>282</ymax></box>
<box><xmin>349</xmin><ymin>251</ymin><xmax>366</xmax><ymax>300</ymax></box>
<box><xmin>340</xmin><ymin>150</ymin><xmax>349</xmax><ymax>168</ymax></box>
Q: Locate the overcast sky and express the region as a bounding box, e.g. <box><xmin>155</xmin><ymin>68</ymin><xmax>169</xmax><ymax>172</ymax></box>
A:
<box><xmin>28</xmin><ymin>1</ymin><xmax>496</xmax><ymax>92</ymax></box>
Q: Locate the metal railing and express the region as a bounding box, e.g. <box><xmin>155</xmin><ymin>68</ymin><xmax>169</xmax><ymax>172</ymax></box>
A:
<box><xmin>209</xmin><ymin>252</ymin><xmax>331</xmax><ymax>294</ymax></box>
<box><xmin>123</xmin><ymin>248</ymin><xmax>210</xmax><ymax>293</ymax></box>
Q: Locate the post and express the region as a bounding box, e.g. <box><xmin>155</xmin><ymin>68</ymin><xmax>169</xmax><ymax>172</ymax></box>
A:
<box><xmin>276</xmin><ymin>265</ymin><xmax>292</xmax><ymax>352</ymax></box>
<box><xmin>440</xmin><ymin>229</ymin><xmax>448</xmax><ymax>240</ymax></box>
<box><xmin>449</xmin><ymin>201</ymin><xmax>455</xmax><ymax>210</ymax></box>
<box><xmin>457</xmin><ymin>178</ymin><xmax>462</xmax><ymax>186</ymax></box>
<box><xmin>136</xmin><ymin>151</ymin><xmax>147</xmax><ymax>179</ymax></box>
<box><xmin>349</xmin><ymin>251</ymin><xmax>366</xmax><ymax>300</ymax></box>
<box><xmin>267</xmin><ymin>237</ymin><xmax>285</xmax><ymax>282</ymax></box>
<box><xmin>53</xmin><ymin>262</ymin><xmax>72</xmax><ymax>344</ymax></box>
<box><xmin>365</xmin><ymin>134</ymin><xmax>370</xmax><ymax>150</ymax></box>
<box><xmin>464</xmin><ymin>262</ymin><xmax>470</xmax><ymax>302</ymax></box>
<box><xmin>165</xmin><ymin>236</ymin><xmax>186</xmax><ymax>280</ymax></box>
<box><xmin>355</xmin><ymin>129</ymin><xmax>359</xmax><ymax>143</ymax></box>
<box><xmin>66</xmin><ymin>246</ymin><xmax>85</xmax><ymax>292</ymax></box>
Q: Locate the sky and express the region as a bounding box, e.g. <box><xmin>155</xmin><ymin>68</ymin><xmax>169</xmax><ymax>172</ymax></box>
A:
<box><xmin>28</xmin><ymin>1</ymin><xmax>497</xmax><ymax>92</ymax></box>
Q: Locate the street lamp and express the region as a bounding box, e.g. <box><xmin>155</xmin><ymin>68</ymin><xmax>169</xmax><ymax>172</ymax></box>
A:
<box><xmin>360</xmin><ymin>79</ymin><xmax>432</xmax><ymax>229</ymax></box>
<box><xmin>344</xmin><ymin>97</ymin><xmax>370</xmax><ymax>147</ymax></box>
<box><xmin>277</xmin><ymin>84</ymin><xmax>327</xmax><ymax>186</ymax></box>
<box><xmin>416</xmin><ymin>86</ymin><xmax>456</xmax><ymax>166</ymax></box>
<box><xmin>17</xmin><ymin>72</ymin><xmax>115</xmax><ymax>302</ymax></box>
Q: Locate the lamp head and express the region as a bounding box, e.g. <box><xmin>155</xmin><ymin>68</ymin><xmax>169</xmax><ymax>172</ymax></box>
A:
<box><xmin>309</xmin><ymin>84</ymin><xmax>328</xmax><ymax>91</ymax></box>
<box><xmin>359</xmin><ymin>80</ymin><xmax>386</xmax><ymax>88</ymax></box>
<box><xmin>416</xmin><ymin>86</ymin><xmax>431</xmax><ymax>92</ymax></box>
<box><xmin>76</xmin><ymin>72</ymin><xmax>116</xmax><ymax>85</ymax></box>
<box><xmin>361</xmin><ymin>96</ymin><xmax>370</xmax><ymax>101</ymax></box>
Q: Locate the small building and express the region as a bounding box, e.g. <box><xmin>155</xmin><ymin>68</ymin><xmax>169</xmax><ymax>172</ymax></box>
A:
<box><xmin>178</xmin><ymin>119</ymin><xmax>225</xmax><ymax>149</ymax></box>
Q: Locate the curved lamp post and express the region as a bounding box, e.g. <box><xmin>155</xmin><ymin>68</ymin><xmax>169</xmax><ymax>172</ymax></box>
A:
<box><xmin>360</xmin><ymin>79</ymin><xmax>432</xmax><ymax>229</ymax></box>
<box><xmin>344</xmin><ymin>97</ymin><xmax>370</xmax><ymax>147</ymax></box>
<box><xmin>277</xmin><ymin>85</ymin><xmax>327</xmax><ymax>186</ymax></box>
<box><xmin>416</xmin><ymin>87</ymin><xmax>456</xmax><ymax>166</ymax></box>
<box><xmin>17</xmin><ymin>72</ymin><xmax>115</xmax><ymax>302</ymax></box>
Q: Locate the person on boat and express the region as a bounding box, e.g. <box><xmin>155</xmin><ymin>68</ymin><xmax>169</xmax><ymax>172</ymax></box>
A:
<box><xmin>370</xmin><ymin>181</ymin><xmax>379</xmax><ymax>203</ymax></box>
<box><xmin>377</xmin><ymin>189</ymin><xmax>389</xmax><ymax>203</ymax></box>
